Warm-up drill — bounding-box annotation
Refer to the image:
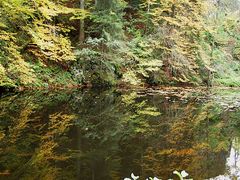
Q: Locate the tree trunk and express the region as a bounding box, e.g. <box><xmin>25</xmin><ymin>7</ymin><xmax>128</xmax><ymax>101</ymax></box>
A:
<box><xmin>79</xmin><ymin>0</ymin><xmax>85</xmax><ymax>44</ymax></box>
<box><xmin>147</xmin><ymin>1</ymin><xmax>150</xmax><ymax>13</ymax></box>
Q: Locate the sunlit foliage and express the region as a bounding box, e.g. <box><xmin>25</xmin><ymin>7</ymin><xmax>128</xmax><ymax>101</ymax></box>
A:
<box><xmin>1</xmin><ymin>0</ymin><xmax>240</xmax><ymax>88</ymax></box>
<box><xmin>0</xmin><ymin>0</ymin><xmax>77</xmax><ymax>87</ymax></box>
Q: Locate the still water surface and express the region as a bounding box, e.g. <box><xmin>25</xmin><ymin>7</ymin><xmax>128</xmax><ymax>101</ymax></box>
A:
<box><xmin>0</xmin><ymin>88</ymin><xmax>240</xmax><ymax>180</ymax></box>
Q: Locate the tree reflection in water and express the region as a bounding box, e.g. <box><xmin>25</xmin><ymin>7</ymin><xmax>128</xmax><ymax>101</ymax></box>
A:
<box><xmin>0</xmin><ymin>88</ymin><xmax>239</xmax><ymax>180</ymax></box>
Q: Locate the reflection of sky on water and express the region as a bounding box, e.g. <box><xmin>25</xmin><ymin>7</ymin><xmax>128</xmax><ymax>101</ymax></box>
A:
<box><xmin>209</xmin><ymin>138</ymin><xmax>240</xmax><ymax>180</ymax></box>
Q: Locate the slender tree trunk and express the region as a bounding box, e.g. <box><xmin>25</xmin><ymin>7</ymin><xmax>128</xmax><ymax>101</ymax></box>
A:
<box><xmin>79</xmin><ymin>0</ymin><xmax>85</xmax><ymax>44</ymax></box>
<box><xmin>147</xmin><ymin>0</ymin><xmax>150</xmax><ymax>13</ymax></box>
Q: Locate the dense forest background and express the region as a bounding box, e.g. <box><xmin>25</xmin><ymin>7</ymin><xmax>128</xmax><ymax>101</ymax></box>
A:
<box><xmin>1</xmin><ymin>0</ymin><xmax>240</xmax><ymax>89</ymax></box>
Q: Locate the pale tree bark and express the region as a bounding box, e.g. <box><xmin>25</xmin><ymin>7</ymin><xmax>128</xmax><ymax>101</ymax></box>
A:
<box><xmin>147</xmin><ymin>0</ymin><xmax>150</xmax><ymax>13</ymax></box>
<box><xmin>79</xmin><ymin>0</ymin><xmax>85</xmax><ymax>44</ymax></box>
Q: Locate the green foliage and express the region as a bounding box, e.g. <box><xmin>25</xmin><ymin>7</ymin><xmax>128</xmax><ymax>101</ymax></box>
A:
<box><xmin>73</xmin><ymin>49</ymin><xmax>118</xmax><ymax>87</ymax></box>
<box><xmin>0</xmin><ymin>0</ymin><xmax>77</xmax><ymax>88</ymax></box>
<box><xmin>0</xmin><ymin>32</ymin><xmax>37</xmax><ymax>86</ymax></box>
<box><xmin>27</xmin><ymin>21</ymin><xmax>75</xmax><ymax>63</ymax></box>
<box><xmin>132</xmin><ymin>1</ymin><xmax>200</xmax><ymax>82</ymax></box>
<box><xmin>89</xmin><ymin>0</ymin><xmax>127</xmax><ymax>40</ymax></box>
<box><xmin>0</xmin><ymin>64</ymin><xmax>14</xmax><ymax>87</ymax></box>
<box><xmin>30</xmin><ymin>61</ymin><xmax>78</xmax><ymax>88</ymax></box>
<box><xmin>1</xmin><ymin>0</ymin><xmax>240</xmax><ymax>88</ymax></box>
<box><xmin>202</xmin><ymin>1</ymin><xmax>240</xmax><ymax>86</ymax></box>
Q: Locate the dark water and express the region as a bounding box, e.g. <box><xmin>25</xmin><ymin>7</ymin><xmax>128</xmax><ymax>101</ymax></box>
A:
<box><xmin>0</xmin><ymin>88</ymin><xmax>240</xmax><ymax>180</ymax></box>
